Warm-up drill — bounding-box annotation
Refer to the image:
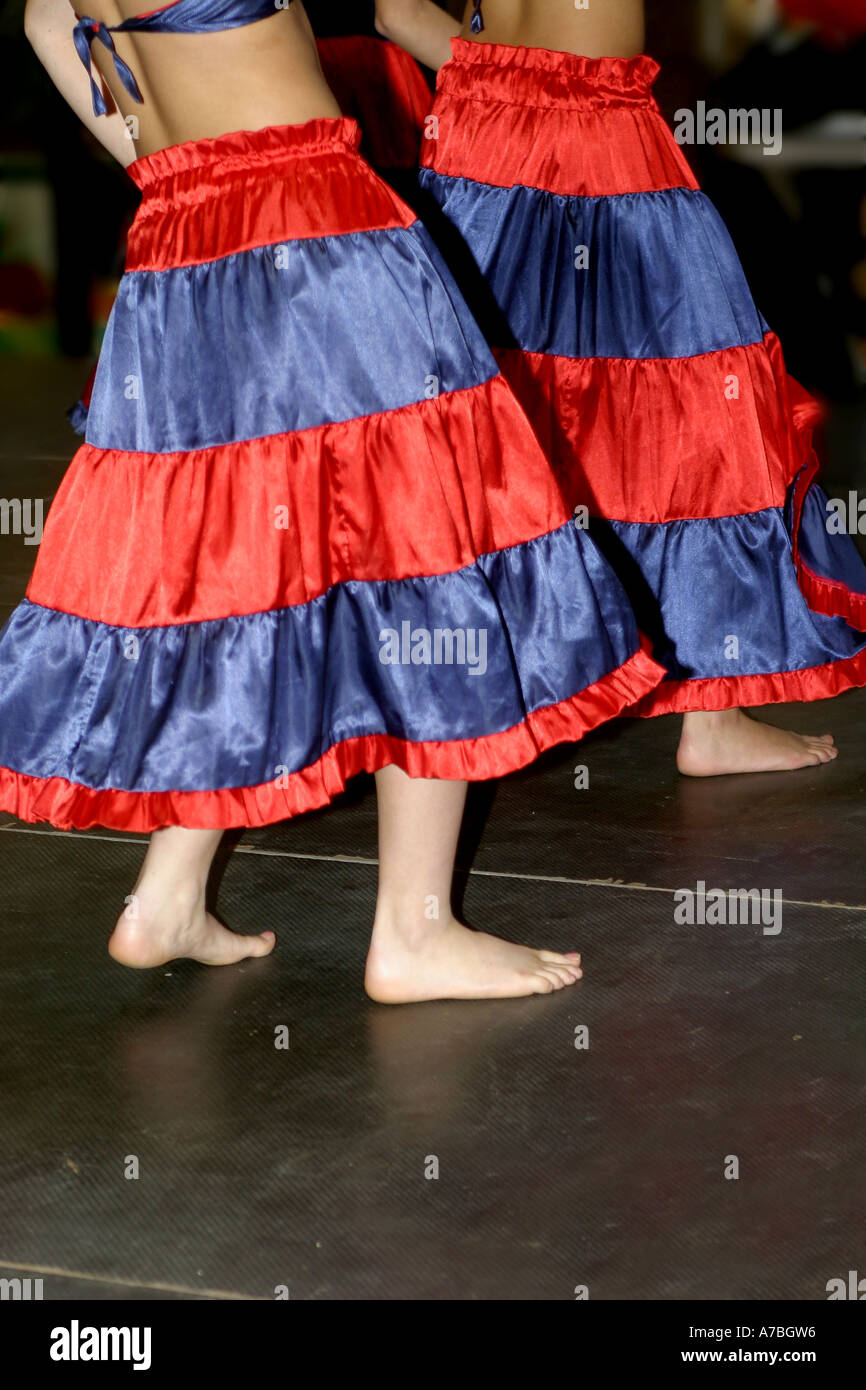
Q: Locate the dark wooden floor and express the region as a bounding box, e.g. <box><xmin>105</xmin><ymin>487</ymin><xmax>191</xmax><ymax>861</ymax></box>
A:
<box><xmin>1</xmin><ymin>359</ymin><xmax>864</xmax><ymax>1299</ymax></box>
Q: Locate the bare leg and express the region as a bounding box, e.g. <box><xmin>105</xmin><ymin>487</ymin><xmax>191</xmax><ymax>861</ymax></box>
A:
<box><xmin>108</xmin><ymin>826</ymin><xmax>276</xmax><ymax>968</ymax></box>
<box><xmin>676</xmin><ymin>708</ymin><xmax>837</xmax><ymax>777</ymax></box>
<box><xmin>365</xmin><ymin>765</ymin><xmax>583</xmax><ymax>1003</ymax></box>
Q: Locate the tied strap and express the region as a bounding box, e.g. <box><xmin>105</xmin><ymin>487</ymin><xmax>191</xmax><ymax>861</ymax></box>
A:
<box><xmin>73</xmin><ymin>16</ymin><xmax>144</xmax><ymax>116</ymax></box>
<box><xmin>470</xmin><ymin>1</ymin><xmax>484</xmax><ymax>34</ymax></box>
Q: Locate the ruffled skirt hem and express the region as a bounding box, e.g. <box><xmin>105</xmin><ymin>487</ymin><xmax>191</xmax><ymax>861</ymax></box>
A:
<box><xmin>0</xmin><ymin>645</ymin><xmax>662</xmax><ymax>832</ymax></box>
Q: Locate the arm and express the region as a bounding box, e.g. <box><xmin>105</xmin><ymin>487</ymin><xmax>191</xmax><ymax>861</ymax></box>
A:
<box><xmin>374</xmin><ymin>0</ymin><xmax>461</xmax><ymax>72</ymax></box>
<box><xmin>24</xmin><ymin>0</ymin><xmax>137</xmax><ymax>166</ymax></box>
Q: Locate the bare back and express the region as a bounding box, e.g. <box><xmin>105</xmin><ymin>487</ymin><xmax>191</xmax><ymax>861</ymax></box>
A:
<box><xmin>460</xmin><ymin>0</ymin><xmax>645</xmax><ymax>58</ymax></box>
<box><xmin>80</xmin><ymin>0</ymin><xmax>340</xmax><ymax>156</ymax></box>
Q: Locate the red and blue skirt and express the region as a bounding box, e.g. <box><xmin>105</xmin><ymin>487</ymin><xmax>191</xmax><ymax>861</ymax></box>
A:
<box><xmin>67</xmin><ymin>35</ymin><xmax>435</xmax><ymax>437</ymax></box>
<box><xmin>0</xmin><ymin>118</ymin><xmax>663</xmax><ymax>833</ymax></box>
<box><xmin>418</xmin><ymin>40</ymin><xmax>866</xmax><ymax>716</ymax></box>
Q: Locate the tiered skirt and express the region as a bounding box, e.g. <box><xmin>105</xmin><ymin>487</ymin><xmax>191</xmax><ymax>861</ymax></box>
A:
<box><xmin>0</xmin><ymin>118</ymin><xmax>662</xmax><ymax>831</ymax></box>
<box><xmin>418</xmin><ymin>40</ymin><xmax>866</xmax><ymax>715</ymax></box>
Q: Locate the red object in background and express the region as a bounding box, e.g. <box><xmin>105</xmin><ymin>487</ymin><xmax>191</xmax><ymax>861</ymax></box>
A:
<box><xmin>316</xmin><ymin>35</ymin><xmax>431</xmax><ymax>170</ymax></box>
<box><xmin>779</xmin><ymin>0</ymin><xmax>866</xmax><ymax>36</ymax></box>
<box><xmin>0</xmin><ymin>263</ymin><xmax>50</xmax><ymax>316</ymax></box>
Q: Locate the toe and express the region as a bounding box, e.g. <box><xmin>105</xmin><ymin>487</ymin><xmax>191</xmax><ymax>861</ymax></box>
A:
<box><xmin>808</xmin><ymin>742</ymin><xmax>837</xmax><ymax>762</ymax></box>
<box><xmin>539</xmin><ymin>966</ymin><xmax>570</xmax><ymax>990</ymax></box>
<box><xmin>536</xmin><ymin>953</ymin><xmax>582</xmax><ymax>983</ymax></box>
<box><xmin>532</xmin><ymin>971</ymin><xmax>559</xmax><ymax>994</ymax></box>
<box><xmin>546</xmin><ymin>964</ymin><xmax>581</xmax><ymax>987</ymax></box>
<box><xmin>247</xmin><ymin>931</ymin><xmax>276</xmax><ymax>958</ymax></box>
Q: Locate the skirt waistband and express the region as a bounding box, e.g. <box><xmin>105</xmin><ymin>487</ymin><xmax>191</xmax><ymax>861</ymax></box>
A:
<box><xmin>126</xmin><ymin>117</ymin><xmax>363</xmax><ymax>192</ymax></box>
<box><xmin>122</xmin><ymin>116</ymin><xmax>416</xmax><ymax>272</ymax></box>
<box><xmin>439</xmin><ymin>38</ymin><xmax>660</xmax><ymax>109</ymax></box>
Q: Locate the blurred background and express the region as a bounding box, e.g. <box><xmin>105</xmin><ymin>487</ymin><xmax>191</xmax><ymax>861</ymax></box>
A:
<box><xmin>0</xmin><ymin>0</ymin><xmax>863</xmax><ymax>438</ymax></box>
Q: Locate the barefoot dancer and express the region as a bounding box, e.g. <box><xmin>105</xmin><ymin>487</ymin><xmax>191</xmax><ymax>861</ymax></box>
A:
<box><xmin>4</xmin><ymin>0</ymin><xmax>664</xmax><ymax>1000</ymax></box>
<box><xmin>377</xmin><ymin>0</ymin><xmax>866</xmax><ymax>776</ymax></box>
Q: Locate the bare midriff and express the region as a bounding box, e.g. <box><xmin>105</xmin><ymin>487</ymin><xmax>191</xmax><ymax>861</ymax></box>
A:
<box><xmin>77</xmin><ymin>0</ymin><xmax>340</xmax><ymax>156</ymax></box>
<box><xmin>460</xmin><ymin>0</ymin><xmax>645</xmax><ymax>58</ymax></box>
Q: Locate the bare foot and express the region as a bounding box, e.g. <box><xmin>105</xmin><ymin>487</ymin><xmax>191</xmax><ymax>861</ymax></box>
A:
<box><xmin>677</xmin><ymin>708</ymin><xmax>837</xmax><ymax>777</ymax></box>
<box><xmin>365</xmin><ymin>913</ymin><xmax>583</xmax><ymax>1004</ymax></box>
<box><xmin>108</xmin><ymin>884</ymin><xmax>275</xmax><ymax>969</ymax></box>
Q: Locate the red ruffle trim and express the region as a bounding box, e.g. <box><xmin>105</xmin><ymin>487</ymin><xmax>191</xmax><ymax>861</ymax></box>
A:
<box><xmin>0</xmin><ymin>646</ymin><xmax>665</xmax><ymax>833</ymax></box>
<box><xmin>630</xmin><ymin>641</ymin><xmax>866</xmax><ymax>717</ymax></box>
<box><xmin>787</xmin><ymin>440</ymin><xmax>866</xmax><ymax>631</ymax></box>
<box><xmin>796</xmin><ymin>560</ymin><xmax>866</xmax><ymax>633</ymax></box>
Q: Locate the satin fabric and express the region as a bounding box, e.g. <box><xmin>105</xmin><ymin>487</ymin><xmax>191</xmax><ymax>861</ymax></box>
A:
<box><xmin>0</xmin><ymin>119</ymin><xmax>664</xmax><ymax>831</ymax></box>
<box><xmin>796</xmin><ymin>485</ymin><xmax>866</xmax><ymax>631</ymax></box>
<box><xmin>492</xmin><ymin>341</ymin><xmax>816</xmax><ymax>524</ymax></box>
<box><xmin>0</xmin><ymin>652</ymin><xmax>660</xmax><ymax>833</ymax></box>
<box><xmin>416</xmin><ymin>175</ymin><xmax>769</xmax><ymax>359</ymax></box>
<box><xmin>34</xmin><ymin>377</ymin><xmax>587</xmax><ymax>627</ymax></box>
<box><xmin>424</xmin><ymin>47</ymin><xmax>697</xmax><ymax>198</ymax></box>
<box><xmin>88</xmin><ymin>225</ymin><xmax>498</xmax><ymax>454</ymax></box>
<box><xmin>593</xmin><ymin>509</ymin><xmax>866</xmax><ymax>681</ymax></box>
<box><xmin>0</xmin><ymin>524</ymin><xmax>634</xmax><ymax>795</ymax></box>
<box><xmin>420</xmin><ymin>40</ymin><xmax>866</xmax><ymax>714</ymax></box>
<box><xmin>68</xmin><ymin>45</ymin><xmax>432</xmax><ymax>435</ymax></box>
<box><xmin>123</xmin><ymin>122</ymin><xmax>417</xmax><ymax>269</ymax></box>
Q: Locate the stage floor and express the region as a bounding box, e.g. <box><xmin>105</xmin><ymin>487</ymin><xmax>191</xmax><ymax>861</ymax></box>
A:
<box><xmin>1</xmin><ymin>358</ymin><xmax>864</xmax><ymax>1300</ymax></box>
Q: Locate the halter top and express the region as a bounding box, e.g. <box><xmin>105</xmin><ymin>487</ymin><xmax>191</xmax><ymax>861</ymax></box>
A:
<box><xmin>73</xmin><ymin>0</ymin><xmax>293</xmax><ymax>116</ymax></box>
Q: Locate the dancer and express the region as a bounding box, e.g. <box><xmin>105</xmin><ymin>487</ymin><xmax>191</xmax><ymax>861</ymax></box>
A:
<box><xmin>377</xmin><ymin>0</ymin><xmax>866</xmax><ymax>775</ymax></box>
<box><xmin>6</xmin><ymin>0</ymin><xmax>664</xmax><ymax>999</ymax></box>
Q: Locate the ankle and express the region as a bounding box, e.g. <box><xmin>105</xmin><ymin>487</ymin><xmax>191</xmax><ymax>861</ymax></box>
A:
<box><xmin>372</xmin><ymin>894</ymin><xmax>453</xmax><ymax>947</ymax></box>
<box><xmin>125</xmin><ymin>875</ymin><xmax>206</xmax><ymax>923</ymax></box>
<box><xmin>682</xmin><ymin>708</ymin><xmax>741</xmax><ymax>734</ymax></box>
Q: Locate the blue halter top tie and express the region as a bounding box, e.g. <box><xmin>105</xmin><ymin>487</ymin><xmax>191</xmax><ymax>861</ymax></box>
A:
<box><xmin>470</xmin><ymin>1</ymin><xmax>484</xmax><ymax>34</ymax></box>
<box><xmin>73</xmin><ymin>0</ymin><xmax>291</xmax><ymax>116</ymax></box>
